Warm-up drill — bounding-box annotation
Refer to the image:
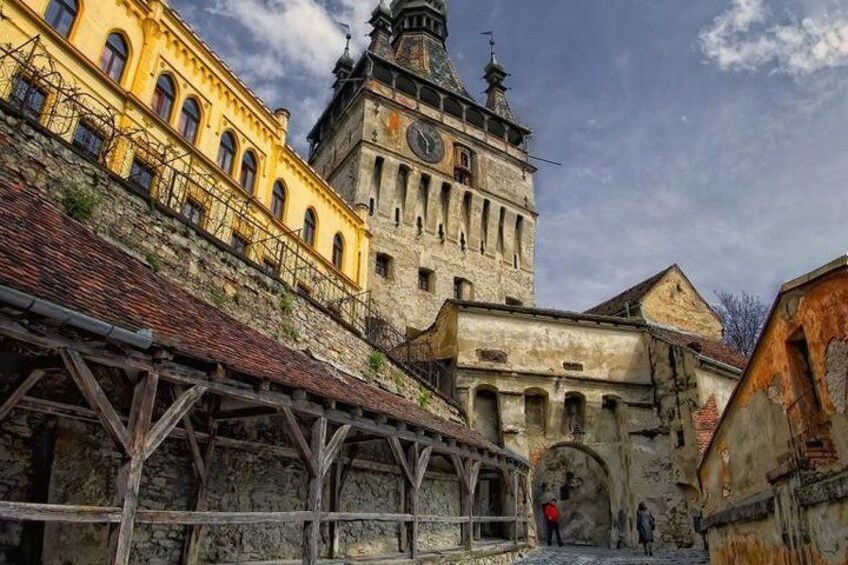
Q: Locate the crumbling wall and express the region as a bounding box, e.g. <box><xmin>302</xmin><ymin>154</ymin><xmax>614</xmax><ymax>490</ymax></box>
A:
<box><xmin>0</xmin><ymin>110</ymin><xmax>462</xmax><ymax>424</ymax></box>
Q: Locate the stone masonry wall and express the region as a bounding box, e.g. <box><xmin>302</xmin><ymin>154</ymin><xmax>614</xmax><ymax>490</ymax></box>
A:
<box><xmin>0</xmin><ymin>108</ymin><xmax>463</xmax><ymax>424</ymax></box>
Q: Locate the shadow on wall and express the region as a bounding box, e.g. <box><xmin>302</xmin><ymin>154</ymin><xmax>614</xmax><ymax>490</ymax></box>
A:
<box><xmin>532</xmin><ymin>443</ymin><xmax>612</xmax><ymax>547</ymax></box>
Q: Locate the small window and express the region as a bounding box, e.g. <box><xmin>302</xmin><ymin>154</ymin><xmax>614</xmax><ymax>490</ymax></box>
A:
<box><xmin>231</xmin><ymin>232</ymin><xmax>250</xmax><ymax>257</ymax></box>
<box><xmin>453</xmin><ymin>277</ymin><xmax>473</xmax><ymax>300</ymax></box>
<box><xmin>262</xmin><ymin>259</ymin><xmax>277</xmax><ymax>276</ymax></box>
<box><xmin>8</xmin><ymin>75</ymin><xmax>47</xmax><ymax>121</ymax></box>
<box><xmin>100</xmin><ymin>33</ymin><xmax>129</xmax><ymax>83</ymax></box>
<box><xmin>303</xmin><ymin>208</ymin><xmax>317</xmax><ymax>247</ymax></box>
<box><xmin>217</xmin><ymin>131</ymin><xmax>237</xmax><ymax>175</ymax></box>
<box><xmin>506</xmin><ymin>297</ymin><xmax>523</xmax><ymax>306</ymax></box>
<box><xmin>788</xmin><ymin>331</ymin><xmax>823</xmax><ymax>413</ymax></box>
<box><xmin>525</xmin><ymin>393</ymin><xmax>546</xmax><ymax>433</ymax></box>
<box><xmin>375</xmin><ymin>253</ymin><xmax>392</xmax><ymax>278</ymax></box>
<box><xmin>240</xmin><ymin>151</ymin><xmax>258</xmax><ymax>194</ymax></box>
<box><xmin>181</xmin><ymin>198</ymin><xmax>205</xmax><ymax>228</ymax></box>
<box><xmin>152</xmin><ymin>74</ymin><xmax>176</xmax><ymax>121</ymax></box>
<box><xmin>72</xmin><ymin>121</ymin><xmax>104</xmax><ymax>160</ymax></box>
<box><xmin>128</xmin><ymin>158</ymin><xmax>156</xmax><ymax>194</ymax></box>
<box><xmin>44</xmin><ymin>0</ymin><xmax>78</xmax><ymax>37</ymax></box>
<box><xmin>178</xmin><ymin>98</ymin><xmax>201</xmax><ymax>144</ymax></box>
<box><xmin>332</xmin><ymin>234</ymin><xmax>345</xmax><ymax>270</ymax></box>
<box><xmin>418</xmin><ymin>268</ymin><xmax>434</xmax><ymax>293</ymax></box>
<box><xmin>271</xmin><ymin>181</ymin><xmax>286</xmax><ymax>221</ymax></box>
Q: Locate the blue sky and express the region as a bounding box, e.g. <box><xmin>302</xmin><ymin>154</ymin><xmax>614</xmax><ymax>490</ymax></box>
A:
<box><xmin>171</xmin><ymin>0</ymin><xmax>848</xmax><ymax>311</ymax></box>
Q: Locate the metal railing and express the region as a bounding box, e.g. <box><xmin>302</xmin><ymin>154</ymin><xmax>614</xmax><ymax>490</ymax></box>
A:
<box><xmin>0</xmin><ymin>36</ymin><xmax>453</xmax><ymax>399</ymax></box>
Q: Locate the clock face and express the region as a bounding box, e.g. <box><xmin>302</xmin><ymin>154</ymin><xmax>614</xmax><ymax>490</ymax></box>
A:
<box><xmin>407</xmin><ymin>121</ymin><xmax>445</xmax><ymax>164</ymax></box>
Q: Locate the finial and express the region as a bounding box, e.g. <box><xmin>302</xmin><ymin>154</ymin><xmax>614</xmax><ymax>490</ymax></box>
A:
<box><xmin>481</xmin><ymin>31</ymin><xmax>497</xmax><ymax>65</ymax></box>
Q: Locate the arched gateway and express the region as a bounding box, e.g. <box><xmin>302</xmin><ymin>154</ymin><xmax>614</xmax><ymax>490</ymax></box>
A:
<box><xmin>532</xmin><ymin>443</ymin><xmax>612</xmax><ymax>546</ymax></box>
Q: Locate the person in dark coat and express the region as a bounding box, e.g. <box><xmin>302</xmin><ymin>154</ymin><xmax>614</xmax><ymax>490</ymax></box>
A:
<box><xmin>636</xmin><ymin>502</ymin><xmax>656</xmax><ymax>556</ymax></box>
<box><xmin>542</xmin><ymin>499</ymin><xmax>563</xmax><ymax>547</ymax></box>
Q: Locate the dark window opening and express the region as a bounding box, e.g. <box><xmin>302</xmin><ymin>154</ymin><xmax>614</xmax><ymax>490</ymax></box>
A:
<box><xmin>676</xmin><ymin>429</ymin><xmax>686</xmax><ymax>448</ymax></box>
<box><xmin>303</xmin><ymin>208</ymin><xmax>317</xmax><ymax>247</ymax></box>
<box><xmin>217</xmin><ymin>131</ymin><xmax>237</xmax><ymax>175</ymax></box>
<box><xmin>506</xmin><ymin>297</ymin><xmax>523</xmax><ymax>306</ymax></box>
<box><xmin>8</xmin><ymin>75</ymin><xmax>47</xmax><ymax>121</ymax></box>
<box><xmin>178</xmin><ymin>98</ymin><xmax>201</xmax><ymax>144</ymax></box>
<box><xmin>72</xmin><ymin>121</ymin><xmax>104</xmax><ymax>160</ymax></box>
<box><xmin>239</xmin><ymin>151</ymin><xmax>258</xmax><ymax>194</ymax></box>
<box><xmin>332</xmin><ymin>234</ymin><xmax>345</xmax><ymax>270</ymax></box>
<box><xmin>453</xmin><ymin>145</ymin><xmax>474</xmax><ymax>186</ymax></box>
<box><xmin>562</xmin><ymin>393</ymin><xmax>586</xmax><ymax>437</ymax></box>
<box><xmin>375</xmin><ymin>253</ymin><xmax>392</xmax><ymax>278</ymax></box>
<box><xmin>453</xmin><ymin>277</ymin><xmax>473</xmax><ymax>300</ymax></box>
<box><xmin>394</xmin><ymin>208</ymin><xmax>401</xmax><ymax>226</ymax></box>
<box><xmin>788</xmin><ymin>331</ymin><xmax>823</xmax><ymax>412</ymax></box>
<box><xmin>271</xmin><ymin>181</ymin><xmax>286</xmax><ymax>221</ymax></box>
<box><xmin>525</xmin><ymin>393</ymin><xmax>546</xmax><ymax>433</ymax></box>
<box><xmin>418</xmin><ymin>268</ymin><xmax>434</xmax><ymax>293</ymax></box>
<box><xmin>262</xmin><ymin>259</ymin><xmax>278</xmax><ymax>276</ymax></box>
<box><xmin>128</xmin><ymin>158</ymin><xmax>156</xmax><ymax>194</ymax></box>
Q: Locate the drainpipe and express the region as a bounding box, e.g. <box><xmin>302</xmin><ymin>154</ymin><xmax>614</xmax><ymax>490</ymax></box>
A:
<box><xmin>0</xmin><ymin>285</ymin><xmax>154</xmax><ymax>350</ymax></box>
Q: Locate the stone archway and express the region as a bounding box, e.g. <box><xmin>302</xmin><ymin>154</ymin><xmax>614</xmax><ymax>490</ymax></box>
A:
<box><xmin>533</xmin><ymin>443</ymin><xmax>612</xmax><ymax>547</ymax></box>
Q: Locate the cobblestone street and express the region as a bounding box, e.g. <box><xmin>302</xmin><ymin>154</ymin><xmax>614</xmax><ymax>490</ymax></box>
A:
<box><xmin>513</xmin><ymin>546</ymin><xmax>710</xmax><ymax>564</ymax></box>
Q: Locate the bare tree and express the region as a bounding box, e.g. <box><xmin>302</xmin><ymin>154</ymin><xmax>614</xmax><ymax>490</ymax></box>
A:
<box><xmin>713</xmin><ymin>291</ymin><xmax>769</xmax><ymax>358</ymax></box>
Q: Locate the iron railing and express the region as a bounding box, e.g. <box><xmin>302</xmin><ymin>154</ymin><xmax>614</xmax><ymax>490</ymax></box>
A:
<box><xmin>0</xmin><ymin>36</ymin><xmax>453</xmax><ymax>399</ymax></box>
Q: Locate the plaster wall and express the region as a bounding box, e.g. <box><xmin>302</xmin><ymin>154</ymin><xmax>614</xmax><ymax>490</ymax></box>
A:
<box><xmin>640</xmin><ymin>270</ymin><xmax>723</xmax><ymax>340</ymax></box>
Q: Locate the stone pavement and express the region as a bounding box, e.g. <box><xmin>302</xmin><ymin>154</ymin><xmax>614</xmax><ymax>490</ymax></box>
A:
<box><xmin>513</xmin><ymin>545</ymin><xmax>710</xmax><ymax>564</ymax></box>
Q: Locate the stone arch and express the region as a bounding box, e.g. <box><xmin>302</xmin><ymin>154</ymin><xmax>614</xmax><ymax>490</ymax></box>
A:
<box><xmin>533</xmin><ymin>442</ymin><xmax>612</xmax><ymax>547</ymax></box>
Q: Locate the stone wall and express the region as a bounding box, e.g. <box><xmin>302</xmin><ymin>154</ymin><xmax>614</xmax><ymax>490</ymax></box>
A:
<box><xmin>640</xmin><ymin>269</ymin><xmax>723</xmax><ymax>340</ymax></box>
<box><xmin>0</xmin><ymin>108</ymin><xmax>462</xmax><ymax>424</ymax></box>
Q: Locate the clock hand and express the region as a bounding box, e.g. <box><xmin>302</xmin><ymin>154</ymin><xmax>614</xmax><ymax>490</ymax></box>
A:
<box><xmin>417</xmin><ymin>130</ymin><xmax>430</xmax><ymax>153</ymax></box>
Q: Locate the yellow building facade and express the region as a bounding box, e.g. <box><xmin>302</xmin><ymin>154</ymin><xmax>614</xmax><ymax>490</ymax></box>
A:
<box><xmin>0</xmin><ymin>0</ymin><xmax>370</xmax><ymax>294</ymax></box>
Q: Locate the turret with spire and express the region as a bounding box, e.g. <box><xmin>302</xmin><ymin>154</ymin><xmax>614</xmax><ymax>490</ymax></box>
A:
<box><xmin>368</xmin><ymin>1</ymin><xmax>395</xmax><ymax>60</ymax></box>
<box><xmin>332</xmin><ymin>29</ymin><xmax>355</xmax><ymax>92</ymax></box>
<box><xmin>483</xmin><ymin>33</ymin><xmax>517</xmax><ymax>122</ymax></box>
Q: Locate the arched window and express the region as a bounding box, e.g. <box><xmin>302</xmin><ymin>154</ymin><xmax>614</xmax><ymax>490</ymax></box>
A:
<box><xmin>178</xmin><ymin>98</ymin><xmax>201</xmax><ymax>144</ymax></box>
<box><xmin>44</xmin><ymin>0</ymin><xmax>78</xmax><ymax>37</ymax></box>
<box><xmin>271</xmin><ymin>181</ymin><xmax>286</xmax><ymax>221</ymax></box>
<box><xmin>151</xmin><ymin>74</ymin><xmax>176</xmax><ymax>121</ymax></box>
<box><xmin>239</xmin><ymin>150</ymin><xmax>258</xmax><ymax>194</ymax></box>
<box><xmin>217</xmin><ymin>131</ymin><xmax>237</xmax><ymax>175</ymax></box>
<box><xmin>303</xmin><ymin>208</ymin><xmax>317</xmax><ymax>247</ymax></box>
<box><xmin>100</xmin><ymin>33</ymin><xmax>129</xmax><ymax>83</ymax></box>
<box><xmin>332</xmin><ymin>234</ymin><xmax>345</xmax><ymax>270</ymax></box>
<box><xmin>525</xmin><ymin>390</ymin><xmax>547</xmax><ymax>434</ymax></box>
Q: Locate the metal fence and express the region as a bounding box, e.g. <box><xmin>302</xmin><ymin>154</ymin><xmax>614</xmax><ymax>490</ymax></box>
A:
<box><xmin>0</xmin><ymin>36</ymin><xmax>453</xmax><ymax>398</ymax></box>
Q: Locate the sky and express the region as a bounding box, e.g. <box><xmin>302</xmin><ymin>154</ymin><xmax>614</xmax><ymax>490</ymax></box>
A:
<box><xmin>170</xmin><ymin>0</ymin><xmax>848</xmax><ymax>312</ymax></box>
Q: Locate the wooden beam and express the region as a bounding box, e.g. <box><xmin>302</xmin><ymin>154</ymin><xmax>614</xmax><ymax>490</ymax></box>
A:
<box><xmin>303</xmin><ymin>417</ymin><xmax>327</xmax><ymax>565</ymax></box>
<box><xmin>181</xmin><ymin>396</ymin><xmax>220</xmax><ymax>565</ymax></box>
<box><xmin>0</xmin><ymin>369</ymin><xmax>46</xmax><ymax>423</ymax></box>
<box><xmin>322</xmin><ymin>425</ymin><xmax>351</xmax><ymax>478</ymax></box>
<box><xmin>61</xmin><ymin>350</ymin><xmax>130</xmax><ymax>455</ymax></box>
<box><xmin>109</xmin><ymin>372</ymin><xmax>158</xmax><ymax>565</ymax></box>
<box><xmin>387</xmin><ymin>437</ymin><xmax>414</xmax><ymax>486</ymax></box>
<box><xmin>143</xmin><ymin>385</ymin><xmax>206</xmax><ymax>460</ymax></box>
<box><xmin>0</xmin><ymin>501</ymin><xmax>121</xmax><ymax>523</ymax></box>
<box><xmin>281</xmin><ymin>407</ymin><xmax>317</xmax><ymax>477</ymax></box>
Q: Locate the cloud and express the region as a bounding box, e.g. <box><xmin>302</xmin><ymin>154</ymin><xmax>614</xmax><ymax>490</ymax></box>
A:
<box><xmin>700</xmin><ymin>0</ymin><xmax>848</xmax><ymax>75</ymax></box>
<box><xmin>207</xmin><ymin>0</ymin><xmax>373</xmax><ymax>80</ymax></box>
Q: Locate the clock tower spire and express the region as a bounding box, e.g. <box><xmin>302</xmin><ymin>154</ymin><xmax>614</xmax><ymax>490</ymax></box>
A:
<box><xmin>308</xmin><ymin>1</ymin><xmax>537</xmax><ymax>332</ymax></box>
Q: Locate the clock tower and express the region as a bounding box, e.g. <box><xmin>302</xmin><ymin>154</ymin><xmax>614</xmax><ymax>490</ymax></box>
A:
<box><xmin>308</xmin><ymin>0</ymin><xmax>537</xmax><ymax>333</ymax></box>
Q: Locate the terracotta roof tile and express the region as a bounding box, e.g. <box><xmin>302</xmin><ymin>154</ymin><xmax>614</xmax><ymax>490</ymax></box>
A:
<box><xmin>0</xmin><ymin>180</ymin><xmax>500</xmax><ymax>455</ymax></box>
<box><xmin>648</xmin><ymin>326</ymin><xmax>747</xmax><ymax>370</ymax></box>
<box><xmin>585</xmin><ymin>266</ymin><xmax>675</xmax><ymax>317</ymax></box>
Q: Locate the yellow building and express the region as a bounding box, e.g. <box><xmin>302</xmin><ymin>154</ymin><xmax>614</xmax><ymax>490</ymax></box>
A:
<box><xmin>0</xmin><ymin>0</ymin><xmax>370</xmax><ymax>296</ymax></box>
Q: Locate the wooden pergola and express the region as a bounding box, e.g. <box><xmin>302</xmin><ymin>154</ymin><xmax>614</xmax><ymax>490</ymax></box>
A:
<box><xmin>0</xmin><ymin>311</ymin><xmax>530</xmax><ymax>564</ymax></box>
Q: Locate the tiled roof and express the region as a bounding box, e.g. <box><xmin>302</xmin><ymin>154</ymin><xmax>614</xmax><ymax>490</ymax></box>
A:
<box><xmin>648</xmin><ymin>327</ymin><xmax>747</xmax><ymax>371</ymax></box>
<box><xmin>393</xmin><ymin>34</ymin><xmax>470</xmax><ymax>97</ymax></box>
<box><xmin>585</xmin><ymin>265</ymin><xmax>675</xmax><ymax>317</ymax></box>
<box><xmin>0</xmin><ymin>180</ymin><xmax>500</xmax><ymax>455</ymax></box>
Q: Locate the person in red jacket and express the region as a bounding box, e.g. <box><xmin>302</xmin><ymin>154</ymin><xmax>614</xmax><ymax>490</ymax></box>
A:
<box><xmin>543</xmin><ymin>498</ymin><xmax>564</xmax><ymax>547</ymax></box>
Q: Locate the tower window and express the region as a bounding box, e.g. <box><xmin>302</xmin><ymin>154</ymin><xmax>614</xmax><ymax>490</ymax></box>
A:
<box><xmin>152</xmin><ymin>74</ymin><xmax>176</xmax><ymax>121</ymax></box>
<box><xmin>99</xmin><ymin>33</ymin><xmax>129</xmax><ymax>83</ymax></box>
<box><xmin>45</xmin><ymin>0</ymin><xmax>78</xmax><ymax>38</ymax></box>
<box><xmin>370</xmin><ymin>156</ymin><xmax>384</xmax><ymax>216</ymax></box>
<box><xmin>375</xmin><ymin>253</ymin><xmax>393</xmax><ymax>278</ymax></box>
<box><xmin>418</xmin><ymin>269</ymin><xmax>434</xmax><ymax>293</ymax></box>
<box><xmin>454</xmin><ymin>145</ymin><xmax>474</xmax><ymax>186</ymax></box>
<box><xmin>481</xmin><ymin>199</ymin><xmax>491</xmax><ymax>252</ymax></box>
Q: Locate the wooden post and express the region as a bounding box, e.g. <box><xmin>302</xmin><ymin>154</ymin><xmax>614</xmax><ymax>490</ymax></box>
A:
<box><xmin>108</xmin><ymin>372</ymin><xmax>158</xmax><ymax>565</ymax></box>
<box><xmin>512</xmin><ymin>470</ymin><xmax>519</xmax><ymax>546</ymax></box>
<box><xmin>388</xmin><ymin>438</ymin><xmax>431</xmax><ymax>559</ymax></box>
<box><xmin>303</xmin><ymin>417</ymin><xmax>326</xmax><ymax>565</ymax></box>
<box><xmin>452</xmin><ymin>456</ymin><xmax>481</xmax><ymax>552</ymax></box>
<box><xmin>181</xmin><ymin>416</ymin><xmax>218</xmax><ymax>565</ymax></box>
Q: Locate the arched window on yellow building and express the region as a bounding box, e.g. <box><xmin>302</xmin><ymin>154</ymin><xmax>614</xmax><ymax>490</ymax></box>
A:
<box><xmin>332</xmin><ymin>233</ymin><xmax>345</xmax><ymax>270</ymax></box>
<box><xmin>303</xmin><ymin>208</ymin><xmax>317</xmax><ymax>248</ymax></box>
<box><xmin>217</xmin><ymin>131</ymin><xmax>237</xmax><ymax>175</ymax></box>
<box><xmin>100</xmin><ymin>33</ymin><xmax>129</xmax><ymax>83</ymax></box>
<box><xmin>44</xmin><ymin>0</ymin><xmax>78</xmax><ymax>38</ymax></box>
<box><xmin>271</xmin><ymin>181</ymin><xmax>286</xmax><ymax>221</ymax></box>
<box><xmin>178</xmin><ymin>98</ymin><xmax>201</xmax><ymax>144</ymax></box>
<box><xmin>152</xmin><ymin>74</ymin><xmax>176</xmax><ymax>121</ymax></box>
<box><xmin>240</xmin><ymin>150</ymin><xmax>258</xmax><ymax>195</ymax></box>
